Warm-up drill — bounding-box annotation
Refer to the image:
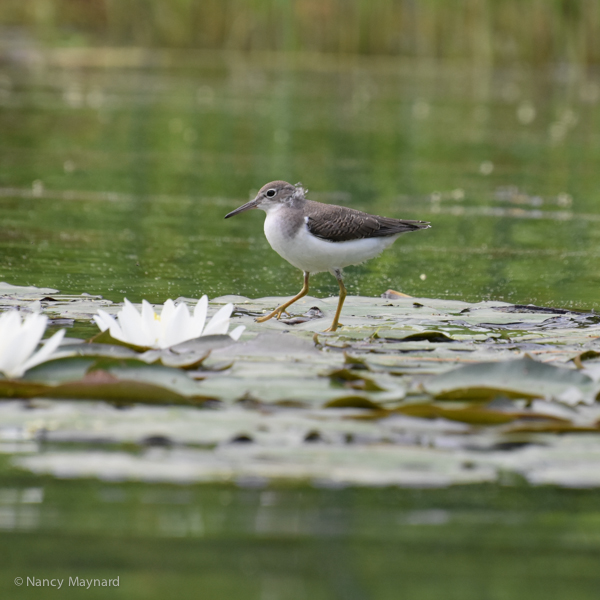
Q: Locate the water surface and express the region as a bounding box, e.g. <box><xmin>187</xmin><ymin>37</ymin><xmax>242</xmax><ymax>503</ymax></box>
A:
<box><xmin>1</xmin><ymin>52</ymin><xmax>599</xmax><ymax>308</ymax></box>
<box><xmin>3</xmin><ymin>476</ymin><xmax>600</xmax><ymax>600</ymax></box>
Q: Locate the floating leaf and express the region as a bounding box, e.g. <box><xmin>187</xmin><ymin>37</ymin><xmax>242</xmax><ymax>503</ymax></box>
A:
<box><xmin>0</xmin><ymin>379</ymin><xmax>48</xmax><ymax>398</ymax></box>
<box><xmin>44</xmin><ymin>370</ymin><xmax>211</xmax><ymax>405</ymax></box>
<box><xmin>424</xmin><ymin>356</ymin><xmax>595</xmax><ymax>403</ymax></box>
<box><xmin>501</xmin><ymin>422</ymin><xmax>600</xmax><ymax>434</ymax></box>
<box><xmin>327</xmin><ymin>368</ymin><xmax>387</xmax><ymax>392</ymax></box>
<box><xmin>378</xmin><ymin>331</ymin><xmax>456</xmax><ymax>343</ymax></box>
<box><xmin>23</xmin><ymin>356</ymin><xmax>97</xmax><ymax>384</ymax></box>
<box><xmin>324</xmin><ymin>396</ymin><xmax>383</xmax><ymax>409</ymax></box>
<box><xmin>343</xmin><ymin>352</ymin><xmax>369</xmax><ymax>367</ymax></box>
<box><xmin>60</xmin><ymin>342</ymin><xmax>140</xmax><ymax>360</ymax></box>
<box><xmin>396</xmin><ymin>401</ymin><xmax>570</xmax><ymax>426</ymax></box>
<box><xmin>88</xmin><ymin>358</ymin><xmax>211</xmax><ymax>397</ymax></box>
<box><xmin>0</xmin><ymin>282</ymin><xmax>59</xmax><ymax>297</ymax></box>
<box><xmin>0</xmin><ymin>356</ymin><xmax>214</xmax><ymax>405</ymax></box>
<box><xmin>572</xmin><ymin>350</ymin><xmax>600</xmax><ymax>365</ymax></box>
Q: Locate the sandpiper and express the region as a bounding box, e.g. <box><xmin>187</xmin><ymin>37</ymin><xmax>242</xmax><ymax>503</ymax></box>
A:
<box><xmin>225</xmin><ymin>181</ymin><xmax>430</xmax><ymax>332</ymax></box>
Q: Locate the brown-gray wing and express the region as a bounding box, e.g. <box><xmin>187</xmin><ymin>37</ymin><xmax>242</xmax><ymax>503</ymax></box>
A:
<box><xmin>304</xmin><ymin>200</ymin><xmax>430</xmax><ymax>242</ymax></box>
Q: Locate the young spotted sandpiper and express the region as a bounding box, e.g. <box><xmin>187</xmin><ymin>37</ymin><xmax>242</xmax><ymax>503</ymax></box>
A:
<box><xmin>225</xmin><ymin>181</ymin><xmax>430</xmax><ymax>332</ymax></box>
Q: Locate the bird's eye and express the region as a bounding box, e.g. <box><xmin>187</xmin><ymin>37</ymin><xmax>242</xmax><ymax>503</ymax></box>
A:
<box><xmin>266</xmin><ymin>189</ymin><xmax>276</xmax><ymax>198</ymax></box>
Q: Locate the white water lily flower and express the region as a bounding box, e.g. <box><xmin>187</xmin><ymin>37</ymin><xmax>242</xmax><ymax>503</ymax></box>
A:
<box><xmin>0</xmin><ymin>311</ymin><xmax>66</xmax><ymax>379</ymax></box>
<box><xmin>93</xmin><ymin>297</ymin><xmax>245</xmax><ymax>350</ymax></box>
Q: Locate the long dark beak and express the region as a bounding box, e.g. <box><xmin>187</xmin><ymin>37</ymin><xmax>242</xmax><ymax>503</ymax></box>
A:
<box><xmin>224</xmin><ymin>197</ymin><xmax>259</xmax><ymax>219</ymax></box>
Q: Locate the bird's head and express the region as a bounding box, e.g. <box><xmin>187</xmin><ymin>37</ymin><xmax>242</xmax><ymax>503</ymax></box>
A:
<box><xmin>225</xmin><ymin>181</ymin><xmax>306</xmax><ymax>218</ymax></box>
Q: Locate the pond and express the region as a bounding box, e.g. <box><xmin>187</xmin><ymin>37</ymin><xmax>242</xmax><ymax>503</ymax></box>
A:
<box><xmin>2</xmin><ymin>48</ymin><xmax>600</xmax><ymax>599</ymax></box>
<box><xmin>3</xmin><ymin>477</ymin><xmax>600</xmax><ymax>600</ymax></box>
<box><xmin>1</xmin><ymin>50</ymin><xmax>599</xmax><ymax>308</ymax></box>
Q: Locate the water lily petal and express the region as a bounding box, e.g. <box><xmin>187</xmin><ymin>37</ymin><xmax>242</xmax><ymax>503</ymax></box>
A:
<box><xmin>0</xmin><ymin>311</ymin><xmax>22</xmax><ymax>357</ymax></box>
<box><xmin>0</xmin><ymin>342</ymin><xmax>30</xmax><ymax>377</ymax></box>
<box><xmin>120</xmin><ymin>299</ymin><xmax>145</xmax><ymax>329</ymax></box>
<box><xmin>160</xmin><ymin>302</ymin><xmax>192</xmax><ymax>348</ymax></box>
<box><xmin>93</xmin><ymin>311</ymin><xmax>113</xmax><ymax>332</ymax></box>
<box><xmin>92</xmin><ymin>315</ymin><xmax>108</xmax><ymax>332</ymax></box>
<box><xmin>141</xmin><ymin>300</ymin><xmax>160</xmax><ymax>346</ymax></box>
<box><xmin>119</xmin><ymin>299</ymin><xmax>152</xmax><ymax>347</ymax></box>
<box><xmin>229</xmin><ymin>325</ymin><xmax>246</xmax><ymax>341</ymax></box>
<box><xmin>21</xmin><ymin>328</ymin><xmax>66</xmax><ymax>373</ymax></box>
<box><xmin>94</xmin><ymin>310</ymin><xmax>127</xmax><ymax>343</ymax></box>
<box><xmin>158</xmin><ymin>300</ymin><xmax>178</xmax><ymax>345</ymax></box>
<box><xmin>192</xmin><ymin>296</ymin><xmax>208</xmax><ymax>336</ymax></box>
<box><xmin>160</xmin><ymin>299</ymin><xmax>176</xmax><ymax>324</ymax></box>
<box><xmin>0</xmin><ymin>313</ymin><xmax>48</xmax><ymax>378</ymax></box>
<box><xmin>202</xmin><ymin>303</ymin><xmax>233</xmax><ymax>336</ymax></box>
<box><xmin>8</xmin><ymin>313</ymin><xmax>48</xmax><ymax>374</ymax></box>
<box><xmin>97</xmin><ymin>297</ymin><xmax>243</xmax><ymax>350</ymax></box>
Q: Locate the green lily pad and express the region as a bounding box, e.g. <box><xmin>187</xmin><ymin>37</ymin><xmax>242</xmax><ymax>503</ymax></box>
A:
<box><xmin>0</xmin><ymin>282</ymin><xmax>59</xmax><ymax>297</ymax></box>
<box><xmin>0</xmin><ymin>380</ymin><xmax>49</xmax><ymax>398</ymax></box>
<box><xmin>23</xmin><ymin>357</ymin><xmax>97</xmax><ymax>384</ymax></box>
<box><xmin>424</xmin><ymin>356</ymin><xmax>595</xmax><ymax>403</ymax></box>
<box><xmin>396</xmin><ymin>401</ymin><xmax>571</xmax><ymax>426</ymax></box>
<box><xmin>0</xmin><ymin>356</ymin><xmax>213</xmax><ymax>405</ymax></box>
<box><xmin>327</xmin><ymin>368</ymin><xmax>387</xmax><ymax>392</ymax></box>
<box><xmin>375</xmin><ymin>331</ymin><xmax>456</xmax><ymax>343</ymax></box>
<box><xmin>324</xmin><ymin>396</ymin><xmax>383</xmax><ymax>409</ymax></box>
<box><xmin>59</xmin><ymin>342</ymin><xmax>140</xmax><ymax>360</ymax></box>
<box><xmin>44</xmin><ymin>370</ymin><xmax>211</xmax><ymax>405</ymax></box>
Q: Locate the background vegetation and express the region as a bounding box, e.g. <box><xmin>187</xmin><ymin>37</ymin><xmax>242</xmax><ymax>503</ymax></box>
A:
<box><xmin>0</xmin><ymin>0</ymin><xmax>599</xmax><ymax>64</ymax></box>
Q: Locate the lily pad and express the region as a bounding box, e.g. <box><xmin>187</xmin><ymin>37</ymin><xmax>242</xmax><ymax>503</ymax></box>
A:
<box><xmin>424</xmin><ymin>356</ymin><xmax>595</xmax><ymax>403</ymax></box>
<box><xmin>44</xmin><ymin>370</ymin><xmax>211</xmax><ymax>405</ymax></box>
<box><xmin>396</xmin><ymin>401</ymin><xmax>570</xmax><ymax>426</ymax></box>
<box><xmin>375</xmin><ymin>331</ymin><xmax>456</xmax><ymax>343</ymax></box>
<box><xmin>327</xmin><ymin>368</ymin><xmax>387</xmax><ymax>392</ymax></box>
<box><xmin>0</xmin><ymin>282</ymin><xmax>60</xmax><ymax>297</ymax></box>
<box><xmin>1</xmin><ymin>356</ymin><xmax>213</xmax><ymax>405</ymax></box>
<box><xmin>23</xmin><ymin>356</ymin><xmax>97</xmax><ymax>384</ymax></box>
<box><xmin>324</xmin><ymin>396</ymin><xmax>383</xmax><ymax>409</ymax></box>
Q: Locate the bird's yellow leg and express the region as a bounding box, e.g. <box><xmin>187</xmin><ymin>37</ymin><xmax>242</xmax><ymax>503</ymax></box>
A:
<box><xmin>323</xmin><ymin>273</ymin><xmax>347</xmax><ymax>333</ymax></box>
<box><xmin>256</xmin><ymin>272</ymin><xmax>310</xmax><ymax>323</ymax></box>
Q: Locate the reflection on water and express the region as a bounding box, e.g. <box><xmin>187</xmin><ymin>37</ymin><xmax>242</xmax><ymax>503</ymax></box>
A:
<box><xmin>0</xmin><ymin>51</ymin><xmax>599</xmax><ymax>308</ymax></box>
<box><xmin>2</xmin><ymin>478</ymin><xmax>600</xmax><ymax>599</ymax></box>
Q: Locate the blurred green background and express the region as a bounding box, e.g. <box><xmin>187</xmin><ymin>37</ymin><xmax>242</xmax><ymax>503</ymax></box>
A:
<box><xmin>2</xmin><ymin>2</ymin><xmax>600</xmax><ymax>598</ymax></box>
<box><xmin>1</xmin><ymin>0</ymin><xmax>599</xmax><ymax>63</ymax></box>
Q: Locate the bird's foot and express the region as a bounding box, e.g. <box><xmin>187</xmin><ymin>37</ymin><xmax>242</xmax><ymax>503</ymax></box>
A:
<box><xmin>255</xmin><ymin>311</ymin><xmax>276</xmax><ymax>323</ymax></box>
<box><xmin>322</xmin><ymin>322</ymin><xmax>343</xmax><ymax>333</ymax></box>
<box><xmin>255</xmin><ymin>306</ymin><xmax>290</xmax><ymax>323</ymax></box>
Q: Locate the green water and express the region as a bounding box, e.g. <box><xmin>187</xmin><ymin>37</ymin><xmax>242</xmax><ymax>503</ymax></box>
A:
<box><xmin>1</xmin><ymin>53</ymin><xmax>599</xmax><ymax>308</ymax></box>
<box><xmin>2</xmin><ymin>474</ymin><xmax>600</xmax><ymax>600</ymax></box>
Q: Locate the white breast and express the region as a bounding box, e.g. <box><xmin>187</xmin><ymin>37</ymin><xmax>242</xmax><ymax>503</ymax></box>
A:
<box><xmin>263</xmin><ymin>207</ymin><xmax>400</xmax><ymax>274</ymax></box>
